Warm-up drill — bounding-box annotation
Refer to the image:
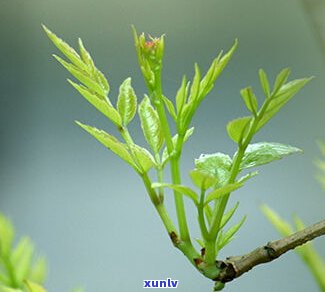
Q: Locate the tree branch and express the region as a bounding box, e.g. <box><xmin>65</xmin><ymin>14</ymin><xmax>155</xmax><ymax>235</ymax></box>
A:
<box><xmin>214</xmin><ymin>219</ymin><xmax>325</xmax><ymax>283</ymax></box>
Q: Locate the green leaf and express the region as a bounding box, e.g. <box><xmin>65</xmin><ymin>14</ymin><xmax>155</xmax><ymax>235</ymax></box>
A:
<box><xmin>237</xmin><ymin>171</ymin><xmax>258</xmax><ymax>184</ymax></box>
<box><xmin>162</xmin><ymin>95</ymin><xmax>177</xmax><ymax>121</ymax></box>
<box><xmin>42</xmin><ymin>25</ymin><xmax>88</xmax><ymax>72</ymax></box>
<box><xmin>199</xmin><ymin>57</ymin><xmax>220</xmax><ymax>98</ymax></box>
<box><xmin>195</xmin><ymin>152</ymin><xmax>232</xmax><ymax>185</ymax></box>
<box><xmin>54</xmin><ymin>55</ymin><xmax>107</xmax><ymax>97</ymax></box>
<box><xmin>175</xmin><ymin>76</ymin><xmax>188</xmax><ymax>114</ymax></box>
<box><xmin>69</xmin><ymin>80</ymin><xmax>121</xmax><ymax>126</ymax></box>
<box><xmin>199</xmin><ymin>39</ymin><xmax>238</xmax><ymax>101</ymax></box>
<box><xmin>78</xmin><ymin>38</ymin><xmax>109</xmax><ymax>94</ymax></box>
<box><xmin>217</xmin><ymin>216</ymin><xmax>246</xmax><ymax>250</ymax></box>
<box><xmin>240</xmin><ymin>87</ymin><xmax>258</xmax><ymax>115</ymax></box>
<box><xmin>0</xmin><ymin>214</ymin><xmax>14</xmax><ymax>256</ymax></box>
<box><xmin>117</xmin><ymin>78</ymin><xmax>137</xmax><ymax>126</ymax></box>
<box><xmin>189</xmin><ymin>169</ymin><xmax>218</xmax><ymax>190</ymax></box>
<box><xmin>161</xmin><ymin>127</ymin><xmax>194</xmax><ymax>166</ymax></box>
<box><xmin>258</xmin><ymin>69</ymin><xmax>270</xmax><ymax>98</ymax></box>
<box><xmin>11</xmin><ymin>237</ymin><xmax>34</xmax><ymax>283</ymax></box>
<box><xmin>138</xmin><ymin>96</ymin><xmax>164</xmax><ymax>153</ymax></box>
<box><xmin>204</xmin><ymin>182</ymin><xmax>243</xmax><ymax>205</ymax></box>
<box><xmin>187</xmin><ymin>63</ymin><xmax>201</xmax><ymax>103</ymax></box>
<box><xmin>151</xmin><ymin>183</ymin><xmax>199</xmax><ymax>205</ymax></box>
<box><xmin>271</xmin><ymin>68</ymin><xmax>291</xmax><ymax>96</ymax></box>
<box><xmin>240</xmin><ymin>142</ymin><xmax>302</xmax><ymax>170</ymax></box>
<box><xmin>220</xmin><ymin>202</ymin><xmax>239</xmax><ymax>229</ymax></box>
<box><xmin>257</xmin><ymin>77</ymin><xmax>312</xmax><ymax>131</ymax></box>
<box><xmin>227</xmin><ymin>116</ymin><xmax>252</xmax><ymax>143</ymax></box>
<box><xmin>130</xmin><ymin>144</ymin><xmax>156</xmax><ymax>173</ymax></box>
<box><xmin>76</xmin><ymin>122</ymin><xmax>136</xmax><ymax>169</ymax></box>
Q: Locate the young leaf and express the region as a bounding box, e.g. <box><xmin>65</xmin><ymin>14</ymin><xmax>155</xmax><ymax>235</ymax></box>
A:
<box><xmin>257</xmin><ymin>77</ymin><xmax>312</xmax><ymax>131</ymax></box>
<box><xmin>237</xmin><ymin>171</ymin><xmax>258</xmax><ymax>184</ymax></box>
<box><xmin>240</xmin><ymin>87</ymin><xmax>258</xmax><ymax>115</ymax></box>
<box><xmin>240</xmin><ymin>142</ymin><xmax>302</xmax><ymax>170</ymax></box>
<box><xmin>204</xmin><ymin>182</ymin><xmax>243</xmax><ymax>205</ymax></box>
<box><xmin>53</xmin><ymin>55</ymin><xmax>107</xmax><ymax>98</ymax></box>
<box><xmin>217</xmin><ymin>216</ymin><xmax>246</xmax><ymax>250</ymax></box>
<box><xmin>162</xmin><ymin>95</ymin><xmax>177</xmax><ymax>121</ymax></box>
<box><xmin>258</xmin><ymin>69</ymin><xmax>270</xmax><ymax>97</ymax></box>
<box><xmin>271</xmin><ymin>68</ymin><xmax>291</xmax><ymax>96</ymax></box>
<box><xmin>151</xmin><ymin>183</ymin><xmax>199</xmax><ymax>205</ymax></box>
<box><xmin>227</xmin><ymin>116</ymin><xmax>252</xmax><ymax>144</ymax></box>
<box><xmin>78</xmin><ymin>38</ymin><xmax>110</xmax><ymax>94</ymax></box>
<box><xmin>195</xmin><ymin>152</ymin><xmax>232</xmax><ymax>185</ymax></box>
<box><xmin>199</xmin><ymin>39</ymin><xmax>238</xmax><ymax>101</ymax></box>
<box><xmin>117</xmin><ymin>78</ymin><xmax>137</xmax><ymax>126</ymax></box>
<box><xmin>138</xmin><ymin>96</ymin><xmax>164</xmax><ymax>153</ymax></box>
<box><xmin>189</xmin><ymin>169</ymin><xmax>218</xmax><ymax>190</ymax></box>
<box><xmin>199</xmin><ymin>57</ymin><xmax>220</xmax><ymax>98</ymax></box>
<box><xmin>68</xmin><ymin>80</ymin><xmax>122</xmax><ymax>126</ymax></box>
<box><xmin>42</xmin><ymin>25</ymin><xmax>88</xmax><ymax>72</ymax></box>
<box><xmin>220</xmin><ymin>202</ymin><xmax>240</xmax><ymax>229</ymax></box>
<box><xmin>130</xmin><ymin>144</ymin><xmax>156</xmax><ymax>173</ymax></box>
<box><xmin>187</xmin><ymin>63</ymin><xmax>201</xmax><ymax>104</ymax></box>
<box><xmin>175</xmin><ymin>75</ymin><xmax>188</xmax><ymax>114</ymax></box>
<box><xmin>76</xmin><ymin>122</ymin><xmax>136</xmax><ymax>169</ymax></box>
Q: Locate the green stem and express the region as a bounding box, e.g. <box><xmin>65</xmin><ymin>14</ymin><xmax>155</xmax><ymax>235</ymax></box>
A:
<box><xmin>198</xmin><ymin>189</ymin><xmax>209</xmax><ymax>240</ymax></box>
<box><xmin>152</xmin><ymin>71</ymin><xmax>191</xmax><ymax>243</ymax></box>
<box><xmin>209</xmin><ymin>99</ymin><xmax>271</xmax><ymax>241</ymax></box>
<box><xmin>155</xmin><ymin>154</ymin><xmax>164</xmax><ymax>202</ymax></box>
<box><xmin>141</xmin><ymin>172</ymin><xmax>201</xmax><ymax>269</ymax></box>
<box><xmin>197</xmin><ymin>189</ymin><xmax>216</xmax><ymax>265</ymax></box>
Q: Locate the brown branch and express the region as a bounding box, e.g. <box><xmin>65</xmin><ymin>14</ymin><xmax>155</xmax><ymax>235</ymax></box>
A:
<box><xmin>214</xmin><ymin>219</ymin><xmax>325</xmax><ymax>283</ymax></box>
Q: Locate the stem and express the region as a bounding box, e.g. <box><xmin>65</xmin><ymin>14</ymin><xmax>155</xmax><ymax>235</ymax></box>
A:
<box><xmin>142</xmin><ymin>172</ymin><xmax>201</xmax><ymax>270</ymax></box>
<box><xmin>209</xmin><ymin>99</ymin><xmax>271</xmax><ymax>241</ymax></box>
<box><xmin>198</xmin><ymin>189</ymin><xmax>209</xmax><ymax>240</ymax></box>
<box><xmin>152</xmin><ymin>71</ymin><xmax>191</xmax><ymax>242</ymax></box>
<box><xmin>214</xmin><ymin>219</ymin><xmax>325</xmax><ymax>283</ymax></box>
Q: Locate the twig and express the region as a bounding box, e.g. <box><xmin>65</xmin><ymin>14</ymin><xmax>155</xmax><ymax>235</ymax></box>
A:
<box><xmin>214</xmin><ymin>219</ymin><xmax>325</xmax><ymax>283</ymax></box>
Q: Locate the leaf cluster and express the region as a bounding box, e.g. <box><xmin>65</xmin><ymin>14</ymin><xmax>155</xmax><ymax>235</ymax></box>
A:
<box><xmin>0</xmin><ymin>214</ymin><xmax>46</xmax><ymax>292</ymax></box>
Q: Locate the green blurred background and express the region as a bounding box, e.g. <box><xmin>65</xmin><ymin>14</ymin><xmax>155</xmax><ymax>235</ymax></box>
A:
<box><xmin>1</xmin><ymin>0</ymin><xmax>325</xmax><ymax>291</ymax></box>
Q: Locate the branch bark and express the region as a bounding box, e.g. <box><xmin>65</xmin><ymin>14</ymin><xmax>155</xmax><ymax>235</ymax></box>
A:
<box><xmin>214</xmin><ymin>219</ymin><xmax>325</xmax><ymax>283</ymax></box>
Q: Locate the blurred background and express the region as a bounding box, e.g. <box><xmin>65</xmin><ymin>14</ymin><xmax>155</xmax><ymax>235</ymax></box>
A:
<box><xmin>1</xmin><ymin>0</ymin><xmax>325</xmax><ymax>291</ymax></box>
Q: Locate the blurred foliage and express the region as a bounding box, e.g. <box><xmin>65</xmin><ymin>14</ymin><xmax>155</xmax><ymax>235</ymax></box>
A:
<box><xmin>0</xmin><ymin>214</ymin><xmax>46</xmax><ymax>292</ymax></box>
